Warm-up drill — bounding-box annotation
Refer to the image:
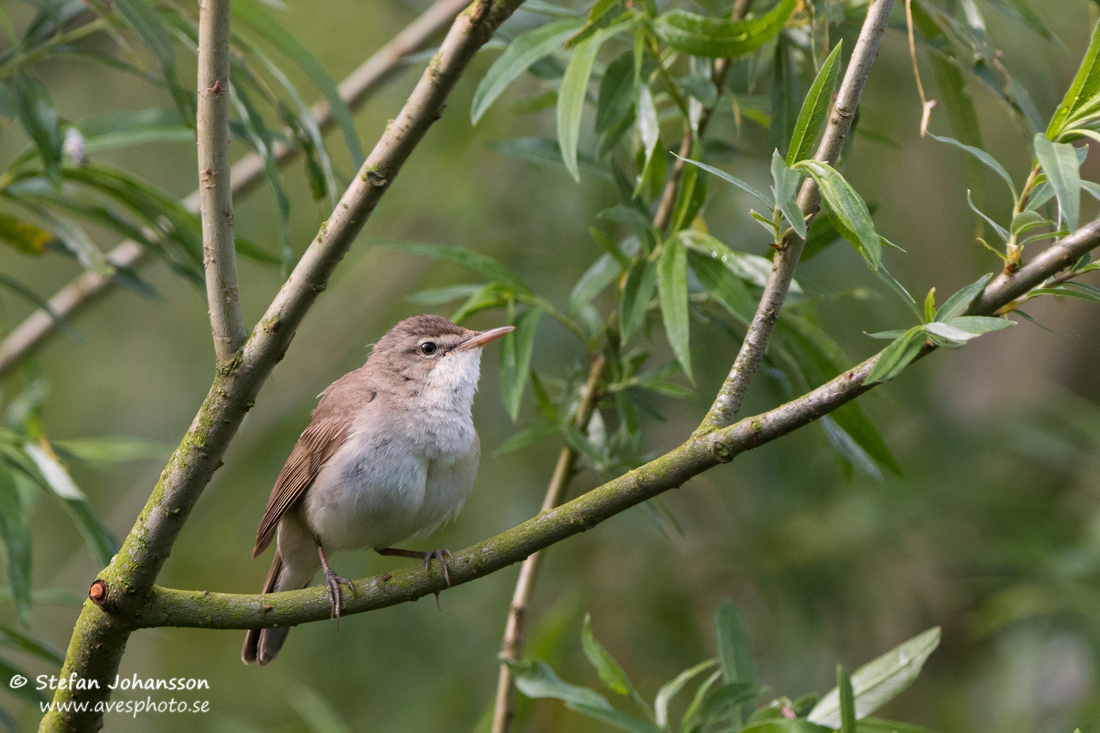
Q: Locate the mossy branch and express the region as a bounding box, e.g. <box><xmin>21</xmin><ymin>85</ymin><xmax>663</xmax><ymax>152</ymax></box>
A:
<box><xmin>133</xmin><ymin>219</ymin><xmax>1100</xmax><ymax>632</ymax></box>
<box><xmin>40</xmin><ymin>0</ymin><xmax>527</xmax><ymax>729</ymax></box>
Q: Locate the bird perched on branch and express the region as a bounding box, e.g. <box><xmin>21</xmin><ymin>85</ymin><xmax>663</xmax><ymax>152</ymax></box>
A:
<box><xmin>242</xmin><ymin>314</ymin><xmax>513</xmax><ymax>665</ymax></box>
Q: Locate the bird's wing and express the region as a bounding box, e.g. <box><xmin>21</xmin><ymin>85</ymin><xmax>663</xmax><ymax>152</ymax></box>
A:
<box><xmin>252</xmin><ymin>370</ymin><xmax>376</xmax><ymax>557</ymax></box>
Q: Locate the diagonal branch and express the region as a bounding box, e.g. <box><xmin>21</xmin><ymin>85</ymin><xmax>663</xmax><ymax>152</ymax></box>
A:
<box><xmin>0</xmin><ymin>0</ymin><xmax>469</xmax><ymax>377</ymax></box>
<box><xmin>699</xmin><ymin>0</ymin><xmax>898</xmax><ymax>433</ymax></box>
<box><xmin>133</xmin><ymin>217</ymin><xmax>1100</xmax><ymax>632</ymax></box>
<box><xmin>40</xmin><ymin>0</ymin><xmax>529</xmax><ymax>729</ymax></box>
<box><xmin>197</xmin><ymin>0</ymin><xmax>246</xmax><ymax>362</ymax></box>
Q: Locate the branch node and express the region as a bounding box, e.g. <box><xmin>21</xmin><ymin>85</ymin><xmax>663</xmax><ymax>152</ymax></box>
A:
<box><xmin>711</xmin><ymin>440</ymin><xmax>735</xmax><ymax>463</ymax></box>
<box><xmin>89</xmin><ymin>579</ymin><xmax>108</xmax><ymax>606</ymax></box>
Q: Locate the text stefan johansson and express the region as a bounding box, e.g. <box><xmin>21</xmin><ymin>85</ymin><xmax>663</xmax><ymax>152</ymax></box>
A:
<box><xmin>37</xmin><ymin>674</ymin><xmax>210</xmax><ymax>691</ymax></box>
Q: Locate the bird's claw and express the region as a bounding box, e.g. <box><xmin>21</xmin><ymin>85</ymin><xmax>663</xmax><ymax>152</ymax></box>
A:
<box><xmin>422</xmin><ymin>549</ymin><xmax>454</xmax><ymax>587</ymax></box>
<box><xmin>323</xmin><ymin>569</ymin><xmax>355</xmax><ymax>627</ymax></box>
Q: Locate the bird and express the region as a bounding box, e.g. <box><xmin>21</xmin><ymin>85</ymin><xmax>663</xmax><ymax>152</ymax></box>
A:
<box><xmin>242</xmin><ymin>314</ymin><xmax>514</xmax><ymax>665</ymax></box>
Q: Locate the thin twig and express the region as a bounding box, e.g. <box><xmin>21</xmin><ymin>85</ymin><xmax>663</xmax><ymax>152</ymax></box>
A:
<box><xmin>491</xmin><ymin>9</ymin><xmax>757</xmax><ymax>725</ymax></box>
<box><xmin>40</xmin><ymin>0</ymin><xmax>532</xmax><ymax>728</ymax></box>
<box><xmin>491</xmin><ymin>354</ymin><xmax>607</xmax><ymax>733</ymax></box>
<box><xmin>699</xmin><ymin>0</ymin><xmax>898</xmax><ymax>433</ymax></box>
<box><xmin>197</xmin><ymin>0</ymin><xmax>246</xmax><ymax>362</ymax></box>
<box><xmin>905</xmin><ymin>0</ymin><xmax>936</xmax><ymax>136</ymax></box>
<box><xmin>133</xmin><ymin>220</ymin><xmax>1100</xmax><ymax>631</ymax></box>
<box><xmin>0</xmin><ymin>0</ymin><xmax>470</xmax><ymax>377</ymax></box>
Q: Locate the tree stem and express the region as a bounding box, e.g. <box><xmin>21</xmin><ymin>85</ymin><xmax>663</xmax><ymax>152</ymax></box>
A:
<box><xmin>198</xmin><ymin>0</ymin><xmax>246</xmax><ymax>363</ymax></box>
<box><xmin>699</xmin><ymin>0</ymin><xmax>898</xmax><ymax>433</ymax></box>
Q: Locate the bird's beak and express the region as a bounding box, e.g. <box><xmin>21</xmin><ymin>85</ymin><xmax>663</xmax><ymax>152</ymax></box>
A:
<box><xmin>455</xmin><ymin>325</ymin><xmax>515</xmax><ymax>351</ymax></box>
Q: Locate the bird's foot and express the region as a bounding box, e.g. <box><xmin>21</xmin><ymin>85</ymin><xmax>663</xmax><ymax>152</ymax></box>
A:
<box><xmin>323</xmin><ymin>568</ymin><xmax>355</xmax><ymax>627</ymax></box>
<box><xmin>422</xmin><ymin>549</ymin><xmax>454</xmax><ymax>587</ymax></box>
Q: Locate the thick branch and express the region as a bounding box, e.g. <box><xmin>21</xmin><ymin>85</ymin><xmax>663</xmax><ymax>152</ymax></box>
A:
<box><xmin>133</xmin><ymin>218</ymin><xmax>1100</xmax><ymax>631</ymax></box>
<box><xmin>197</xmin><ymin>0</ymin><xmax>246</xmax><ymax>362</ymax></box>
<box><xmin>699</xmin><ymin>0</ymin><xmax>897</xmax><ymax>432</ymax></box>
<box><xmin>0</xmin><ymin>0</ymin><xmax>468</xmax><ymax>377</ymax></box>
<box><xmin>41</xmin><ymin>1</ymin><xmax>527</xmax><ymax>729</ymax></box>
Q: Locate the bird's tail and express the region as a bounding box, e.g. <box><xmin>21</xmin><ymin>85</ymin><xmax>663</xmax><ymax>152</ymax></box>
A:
<box><xmin>241</xmin><ymin>549</ymin><xmax>316</xmax><ymax>665</ymax></box>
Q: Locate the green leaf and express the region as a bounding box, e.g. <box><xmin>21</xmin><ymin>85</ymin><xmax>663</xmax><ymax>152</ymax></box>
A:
<box><xmin>0</xmin><ymin>212</ymin><xmax>51</xmax><ymax>255</ymax></box>
<box><xmin>506</xmin><ymin>657</ymin><xmax>612</xmax><ymax>709</ymax></box>
<box><xmin>1009</xmin><ymin>210</ymin><xmax>1048</xmax><ymax>238</ymax></box>
<box><xmin>937</xmin><ymin>272</ymin><xmax>998</xmax><ymax>319</ymax></box>
<box><xmin>715</xmin><ymin>599</ymin><xmax>755</xmax><ymax>725</ymax></box>
<box><xmin>808</xmin><ymin>627</ymin><xmax>941</xmax><ymax>728</ymax></box>
<box><xmin>674</xmin><ymin>154</ymin><xmax>771</xmax><ymax>206</ymax></box>
<box><xmin>596</xmin><ymin>52</ymin><xmax>636</xmax><ymax>135</ymax></box>
<box><xmin>770</xmin><ymin>150</ymin><xmax>806</xmax><ymax>238</ymax></box>
<box><xmin>794</xmin><ymin>160</ymin><xmax>880</xmax><ymax>270</ymax></box>
<box><xmin>233</xmin><ymin>0</ymin><xmax>364</xmax><ymax>165</ymax></box>
<box><xmin>838</xmin><ymin>667</ymin><xmax>857</xmax><ymax>733</ymax></box>
<box><xmin>671</xmin><ymin>161</ymin><xmax>707</xmax><ymax>234</ymax></box>
<box><xmin>965</xmin><ymin>190</ymin><xmax>1009</xmax><ymax>244</ymax></box>
<box><xmin>865</xmin><ymin>327</ymin><xmax>927</xmax><ymax>385</ymax></box>
<box><xmin>1046</xmin><ymin>17</ymin><xmax>1100</xmax><ymax>139</ymax></box>
<box><xmin>621</xmin><ymin>257</ymin><xmax>658</xmax><ymax>342</ymax></box>
<box><xmin>653</xmin><ymin>0</ymin><xmax>796</xmax><ymax>58</ymax></box>
<box><xmin>582</xmin><ymin>615</ymin><xmax>638</xmax><ymax>700</ymax></box>
<box><xmin>0</xmin><ymin>463</ymin><xmax>31</xmax><ymax>627</ymax></box>
<box><xmin>77</xmin><ymin>107</ymin><xmax>191</xmax><ymax>153</ymax></box>
<box><xmin>566</xmin><ymin>702</ymin><xmax>661</xmax><ymax>733</ymax></box>
<box><xmin>490</xmin><ymin>137</ymin><xmax>613</xmax><ymax>181</ymax></box>
<box><xmin>634</xmin><ymin>83</ymin><xmax>660</xmax><ymax>198</ymax></box>
<box><xmin>407</xmin><ymin>283</ymin><xmax>483</xmax><ymax>306</ymax></box>
<box><xmin>558</xmin><ymin>21</ymin><xmax>632</xmax><ymax>181</ymax></box>
<box><xmin>500</xmin><ymin>307</ymin><xmax>542</xmax><ymax>421</ymax></box>
<box><xmin>569</xmin><ymin>253</ymin><xmax>621</xmax><ymax>315</ymax></box>
<box><xmin>687</xmin><ymin>250</ymin><xmax>754</xmax><ymax>324</ymax></box>
<box><xmin>372</xmin><ymin>239</ymin><xmax>528</xmax><ymax>291</ymax></box>
<box><xmin>923</xmin><ymin>288</ymin><xmax>936</xmax><ymax>324</ymax></box>
<box><xmin>492</xmin><ymin>423</ymin><xmax>559</xmax><ymax>457</ymax></box>
<box><xmin>655</xmin><ymin>660</ymin><xmax>718</xmax><ymax>728</ymax></box>
<box><xmin>925</xmin><ymin>316</ymin><xmax>1013</xmax><ymax>343</ymax></box>
<box><xmin>51</xmin><ymin>437</ymin><xmax>170</xmax><ymax>464</ymax></box>
<box><xmin>787</xmin><ymin>40</ymin><xmax>843</xmax><ymax>166</ymax></box>
<box><xmin>928</xmin><ymin>133</ymin><xmax>1017</xmax><ymax>200</ymax></box>
<box><xmin>1033</xmin><ymin>133</ymin><xmax>1081</xmax><ymax>232</ymax></box>
<box><xmin>658</xmin><ymin>239</ymin><xmax>692</xmax><ymax>380</ymax></box>
<box><xmin>0</xmin><ymin>274</ymin><xmax>74</xmax><ymax>335</ymax></box>
<box><xmin>473</xmin><ymin>18</ymin><xmax>585</xmax><ymax>124</ymax></box>
<box><xmin>11</xmin><ymin>73</ymin><xmax>62</xmax><ymax>186</ymax></box>
<box><xmin>21</xmin><ymin>443</ymin><xmax>118</xmax><ymax>566</ymax></box>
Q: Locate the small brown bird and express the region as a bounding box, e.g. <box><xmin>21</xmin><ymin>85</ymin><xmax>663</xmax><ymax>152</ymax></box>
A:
<box><xmin>242</xmin><ymin>315</ymin><xmax>513</xmax><ymax>665</ymax></box>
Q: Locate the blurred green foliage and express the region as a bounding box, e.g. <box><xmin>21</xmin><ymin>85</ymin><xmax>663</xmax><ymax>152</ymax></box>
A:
<box><xmin>0</xmin><ymin>0</ymin><xmax>1098</xmax><ymax>731</ymax></box>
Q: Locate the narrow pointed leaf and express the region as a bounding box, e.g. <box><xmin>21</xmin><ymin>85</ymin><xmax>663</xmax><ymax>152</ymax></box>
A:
<box><xmin>808</xmin><ymin>627</ymin><xmax>941</xmax><ymax>727</ymax></box>
<box><xmin>865</xmin><ymin>327</ymin><xmax>927</xmax><ymax>385</ymax></box>
<box><xmin>569</xmin><ymin>253</ymin><xmax>621</xmax><ymax>314</ymax></box>
<box><xmin>372</xmin><ymin>239</ymin><xmax>528</xmax><ymax>291</ymax></box>
<box><xmin>928</xmin><ymin>133</ymin><xmax>1016</xmax><ymax>199</ymax></box>
<box><xmin>787</xmin><ymin>41</ymin><xmax>843</xmax><ymax>166</ymax></box>
<box><xmin>621</xmin><ymin>257</ymin><xmax>658</xmax><ymax>342</ymax></box>
<box><xmin>473</xmin><ymin>18</ymin><xmax>585</xmax><ymax>124</ymax></box>
<box><xmin>838</xmin><ymin>667</ymin><xmax>857</xmax><ymax>733</ymax></box>
<box><xmin>558</xmin><ymin>33</ymin><xmax>601</xmax><ymax>181</ymax></box>
<box><xmin>1033</xmin><ymin>133</ymin><xmax>1081</xmax><ymax>232</ymax></box>
<box><xmin>655</xmin><ymin>660</ymin><xmax>718</xmax><ymax>728</ymax></box>
<box><xmin>500</xmin><ymin>308</ymin><xmax>542</xmax><ymax>421</ymax></box>
<box><xmin>654</xmin><ymin>0</ymin><xmax>796</xmax><ymax>58</ymax></box>
<box><xmin>674</xmin><ymin>154</ymin><xmax>771</xmax><ymax>206</ymax></box>
<box><xmin>771</xmin><ymin>150</ymin><xmax>805</xmax><ymax>238</ymax></box>
<box><xmin>658</xmin><ymin>239</ymin><xmax>692</xmax><ymax>380</ymax></box>
<box><xmin>0</xmin><ymin>463</ymin><xmax>31</xmax><ymax>627</ymax></box>
<box><xmin>795</xmin><ymin>160</ymin><xmax>880</xmax><ymax>269</ymax></box>
<box><xmin>582</xmin><ymin>615</ymin><xmax>638</xmax><ymax>700</ymax></box>
<box><xmin>506</xmin><ymin>657</ymin><xmax>612</xmax><ymax>710</ymax></box>
<box><xmin>936</xmin><ymin>273</ymin><xmax>993</xmax><ymax>320</ymax></box>
<box><xmin>1046</xmin><ymin>18</ymin><xmax>1100</xmax><ymax>138</ymax></box>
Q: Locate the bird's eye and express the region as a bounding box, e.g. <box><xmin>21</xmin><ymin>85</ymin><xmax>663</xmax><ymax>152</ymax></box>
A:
<box><xmin>418</xmin><ymin>341</ymin><xmax>438</xmax><ymax>356</ymax></box>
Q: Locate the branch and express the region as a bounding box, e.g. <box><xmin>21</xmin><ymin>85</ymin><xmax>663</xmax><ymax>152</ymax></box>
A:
<box><xmin>132</xmin><ymin>218</ymin><xmax>1100</xmax><ymax>632</ymax></box>
<box><xmin>0</xmin><ymin>0</ymin><xmax>469</xmax><ymax>377</ymax></box>
<box><xmin>699</xmin><ymin>0</ymin><xmax>897</xmax><ymax>432</ymax></box>
<box><xmin>197</xmin><ymin>0</ymin><xmax>246</xmax><ymax>362</ymax></box>
<box><xmin>491</xmin><ymin>353</ymin><xmax>607</xmax><ymax>733</ymax></box>
<box><xmin>41</xmin><ymin>0</ymin><xmax>528</xmax><ymax>729</ymax></box>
